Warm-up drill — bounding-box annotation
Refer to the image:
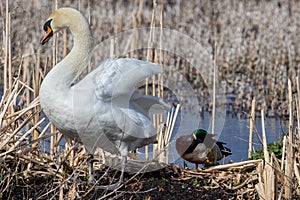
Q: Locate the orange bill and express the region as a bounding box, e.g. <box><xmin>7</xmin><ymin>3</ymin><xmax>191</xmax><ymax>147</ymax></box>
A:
<box><xmin>41</xmin><ymin>26</ymin><xmax>53</xmax><ymax>45</ymax></box>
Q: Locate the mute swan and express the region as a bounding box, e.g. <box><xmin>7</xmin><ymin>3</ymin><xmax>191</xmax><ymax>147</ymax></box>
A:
<box><xmin>176</xmin><ymin>129</ymin><xmax>231</xmax><ymax>170</ymax></box>
<box><xmin>40</xmin><ymin>7</ymin><xmax>169</xmax><ymax>189</ymax></box>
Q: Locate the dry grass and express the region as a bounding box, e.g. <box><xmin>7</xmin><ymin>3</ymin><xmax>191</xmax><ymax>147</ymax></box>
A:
<box><xmin>1</xmin><ymin>0</ymin><xmax>300</xmax><ymax>199</ymax></box>
<box><xmin>2</xmin><ymin>0</ymin><xmax>300</xmax><ymax>116</ymax></box>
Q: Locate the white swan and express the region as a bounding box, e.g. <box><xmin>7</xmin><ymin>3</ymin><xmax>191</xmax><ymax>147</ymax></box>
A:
<box><xmin>39</xmin><ymin>7</ymin><xmax>169</xmax><ymax>189</ymax></box>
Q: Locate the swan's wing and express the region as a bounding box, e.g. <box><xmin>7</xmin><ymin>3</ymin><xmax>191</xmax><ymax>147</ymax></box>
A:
<box><xmin>113</xmin><ymin>93</ymin><xmax>170</xmax><ymax>138</ymax></box>
<box><xmin>114</xmin><ymin>101</ymin><xmax>156</xmax><ymax>139</ymax></box>
<box><xmin>82</xmin><ymin>58</ymin><xmax>168</xmax><ymax>139</ymax></box>
<box><xmin>93</xmin><ymin>58</ymin><xmax>163</xmax><ymax>100</ymax></box>
<box><xmin>130</xmin><ymin>92</ymin><xmax>170</xmax><ymax>115</ymax></box>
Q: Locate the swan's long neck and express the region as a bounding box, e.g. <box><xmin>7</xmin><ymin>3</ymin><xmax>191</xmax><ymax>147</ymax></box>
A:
<box><xmin>42</xmin><ymin>12</ymin><xmax>93</xmax><ymax>94</ymax></box>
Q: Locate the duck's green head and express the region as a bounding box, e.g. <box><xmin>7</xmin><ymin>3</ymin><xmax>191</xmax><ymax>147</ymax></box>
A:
<box><xmin>193</xmin><ymin>129</ymin><xmax>208</xmax><ymax>141</ymax></box>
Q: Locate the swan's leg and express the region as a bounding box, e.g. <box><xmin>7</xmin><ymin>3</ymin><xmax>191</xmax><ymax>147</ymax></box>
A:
<box><xmin>87</xmin><ymin>153</ymin><xmax>95</xmax><ymax>183</ymax></box>
<box><xmin>96</xmin><ymin>156</ymin><xmax>127</xmax><ymax>190</ymax></box>
<box><xmin>183</xmin><ymin>161</ymin><xmax>188</xmax><ymax>169</ymax></box>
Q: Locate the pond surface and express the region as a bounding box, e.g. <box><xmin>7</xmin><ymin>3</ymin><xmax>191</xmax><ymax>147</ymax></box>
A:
<box><xmin>175</xmin><ymin>111</ymin><xmax>286</xmax><ymax>168</ymax></box>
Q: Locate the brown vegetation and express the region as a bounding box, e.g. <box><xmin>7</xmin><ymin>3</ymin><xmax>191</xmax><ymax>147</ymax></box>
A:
<box><xmin>1</xmin><ymin>0</ymin><xmax>300</xmax><ymax>199</ymax></box>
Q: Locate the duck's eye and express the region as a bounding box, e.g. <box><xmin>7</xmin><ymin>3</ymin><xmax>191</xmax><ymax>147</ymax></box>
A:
<box><xmin>43</xmin><ymin>19</ymin><xmax>53</xmax><ymax>32</ymax></box>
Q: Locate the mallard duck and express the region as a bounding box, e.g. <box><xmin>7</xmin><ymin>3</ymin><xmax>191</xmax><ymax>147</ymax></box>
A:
<box><xmin>176</xmin><ymin>129</ymin><xmax>231</xmax><ymax>169</ymax></box>
<box><xmin>39</xmin><ymin>7</ymin><xmax>169</xmax><ymax>189</ymax></box>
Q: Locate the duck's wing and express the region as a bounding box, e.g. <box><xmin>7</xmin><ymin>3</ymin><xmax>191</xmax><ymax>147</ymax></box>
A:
<box><xmin>184</xmin><ymin>143</ymin><xmax>209</xmax><ymax>164</ymax></box>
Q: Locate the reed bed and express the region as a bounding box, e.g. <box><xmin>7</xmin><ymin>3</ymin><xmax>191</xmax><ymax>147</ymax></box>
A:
<box><xmin>2</xmin><ymin>0</ymin><xmax>300</xmax><ymax>117</ymax></box>
<box><xmin>1</xmin><ymin>0</ymin><xmax>300</xmax><ymax>199</ymax></box>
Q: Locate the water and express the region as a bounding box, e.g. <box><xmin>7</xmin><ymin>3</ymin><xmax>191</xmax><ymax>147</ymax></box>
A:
<box><xmin>175</xmin><ymin>112</ymin><xmax>286</xmax><ymax>167</ymax></box>
<box><xmin>136</xmin><ymin>110</ymin><xmax>286</xmax><ymax>169</ymax></box>
<box><xmin>218</xmin><ymin>114</ymin><xmax>285</xmax><ymax>162</ymax></box>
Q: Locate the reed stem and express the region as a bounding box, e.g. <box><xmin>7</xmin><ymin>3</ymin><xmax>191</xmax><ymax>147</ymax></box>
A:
<box><xmin>284</xmin><ymin>79</ymin><xmax>293</xmax><ymax>199</ymax></box>
<box><xmin>248</xmin><ymin>98</ymin><xmax>256</xmax><ymax>159</ymax></box>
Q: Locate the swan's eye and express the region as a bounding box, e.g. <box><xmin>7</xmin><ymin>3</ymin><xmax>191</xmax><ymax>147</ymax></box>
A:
<box><xmin>43</xmin><ymin>19</ymin><xmax>52</xmax><ymax>32</ymax></box>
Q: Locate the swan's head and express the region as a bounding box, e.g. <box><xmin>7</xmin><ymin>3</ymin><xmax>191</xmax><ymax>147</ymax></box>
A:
<box><xmin>41</xmin><ymin>7</ymin><xmax>87</xmax><ymax>45</ymax></box>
